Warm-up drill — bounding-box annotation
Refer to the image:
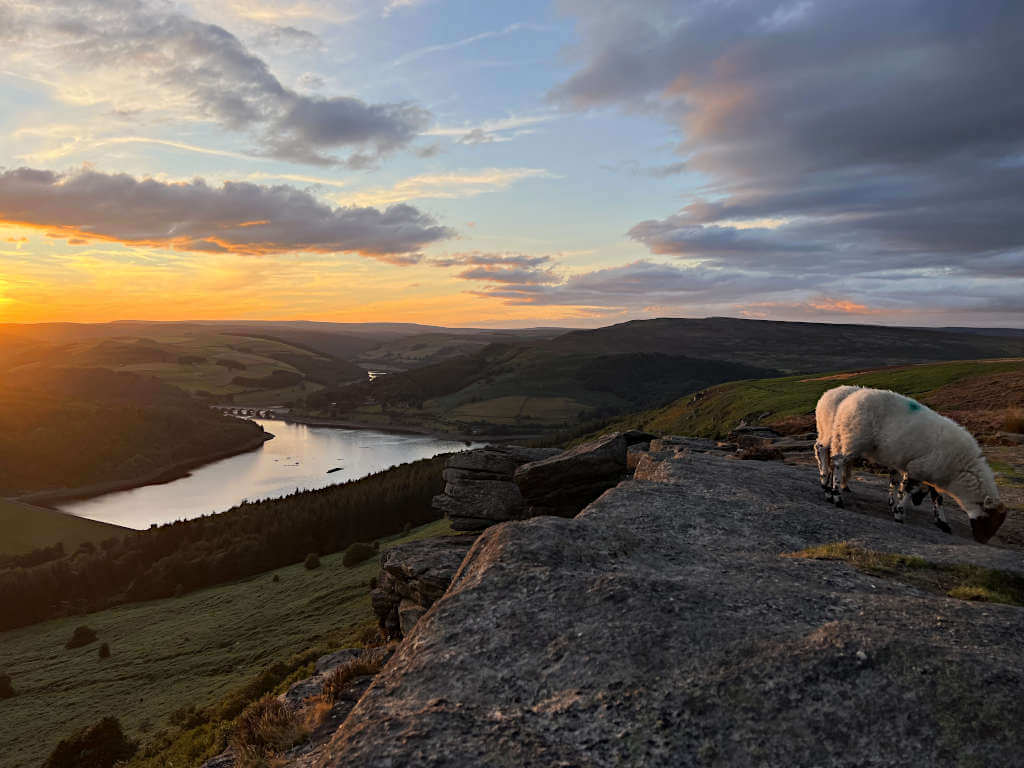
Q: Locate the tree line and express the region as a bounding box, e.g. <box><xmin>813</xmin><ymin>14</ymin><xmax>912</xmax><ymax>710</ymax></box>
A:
<box><xmin>0</xmin><ymin>455</ymin><xmax>447</xmax><ymax>631</ymax></box>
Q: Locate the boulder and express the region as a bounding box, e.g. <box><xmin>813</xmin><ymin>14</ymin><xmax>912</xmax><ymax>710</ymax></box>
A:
<box><xmin>321</xmin><ymin>441</ymin><xmax>1024</xmax><ymax>767</ymax></box>
<box><xmin>513</xmin><ymin>432</ymin><xmax>630</xmax><ymax>511</ymax></box>
<box><xmin>370</xmin><ymin>536</ymin><xmax>476</xmax><ymax>637</ymax></box>
<box><xmin>398</xmin><ymin>599</ymin><xmax>426</xmax><ymax>637</ymax></box>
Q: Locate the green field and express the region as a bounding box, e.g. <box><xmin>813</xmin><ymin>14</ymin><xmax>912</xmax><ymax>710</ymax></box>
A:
<box><xmin>0</xmin><ymin>498</ymin><xmax>128</xmax><ymax>556</ymax></box>
<box><xmin>0</xmin><ymin>519</ymin><xmax>455</xmax><ymax>768</ymax></box>
<box><xmin>445</xmin><ymin>395</ymin><xmax>590</xmax><ymax>425</ymax></box>
<box><xmin>604</xmin><ymin>358</ymin><xmax>1024</xmax><ymax>440</ymax></box>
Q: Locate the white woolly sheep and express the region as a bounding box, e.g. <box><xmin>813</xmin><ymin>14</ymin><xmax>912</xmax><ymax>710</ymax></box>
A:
<box><xmin>827</xmin><ymin>387</ymin><xmax>1006</xmax><ymax>543</ymax></box>
<box><xmin>815</xmin><ymin>385</ymin><xmax>948</xmax><ymax>531</ymax></box>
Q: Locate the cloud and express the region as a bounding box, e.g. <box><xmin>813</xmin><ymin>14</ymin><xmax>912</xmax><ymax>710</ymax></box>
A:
<box><xmin>427</xmin><ymin>114</ymin><xmax>557</xmax><ymax>145</ymax></box>
<box><xmin>297</xmin><ymin>72</ymin><xmax>326</xmax><ymax>90</ymax></box>
<box><xmin>253</xmin><ymin>24</ymin><xmax>322</xmax><ymax>49</ymax></box>
<box><xmin>433</xmin><ymin>251</ymin><xmax>559</xmax><ymax>285</ymax></box>
<box><xmin>637</xmin><ymin>161</ymin><xmax>686</xmax><ymax>178</ymax></box>
<box><xmin>343</xmin><ymin>167</ymin><xmax>554</xmax><ymax>206</ymax></box>
<box><xmin>549</xmin><ymin>0</ymin><xmax>1024</xmax><ymax>314</ymax></box>
<box><xmin>0</xmin><ymin>167</ymin><xmax>454</xmax><ymax>263</ymax></box>
<box><xmin>458</xmin><ymin>128</ymin><xmax>495</xmax><ymax>145</ymax></box>
<box><xmin>1</xmin><ymin>0</ymin><xmax>429</xmax><ymax>166</ymax></box>
<box><xmin>392</xmin><ymin>22</ymin><xmax>551</xmax><ymax>67</ymax></box>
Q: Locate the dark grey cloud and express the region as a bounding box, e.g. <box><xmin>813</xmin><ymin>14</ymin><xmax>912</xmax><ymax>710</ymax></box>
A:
<box><xmin>0</xmin><ymin>167</ymin><xmax>453</xmax><ymax>263</ymax></box>
<box><xmin>255</xmin><ymin>25</ymin><xmax>322</xmax><ymax>50</ymax></box>
<box><xmin>552</xmin><ymin>0</ymin><xmax>1024</xmax><ymax>317</ymax></box>
<box><xmin>433</xmin><ymin>252</ymin><xmax>552</xmax><ymax>268</ymax></box>
<box><xmin>433</xmin><ymin>252</ymin><xmax>558</xmax><ymax>285</ymax></box>
<box><xmin>2</xmin><ymin>0</ymin><xmax>429</xmax><ymax>167</ymax></box>
<box><xmin>465</xmin><ymin>259</ymin><xmax>811</xmax><ymax>310</ymax></box>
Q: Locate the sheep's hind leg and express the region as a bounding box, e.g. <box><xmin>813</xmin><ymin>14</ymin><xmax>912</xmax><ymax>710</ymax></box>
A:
<box><xmin>841</xmin><ymin>459</ymin><xmax>852</xmax><ymax>492</ymax></box>
<box><xmin>931</xmin><ymin>489</ymin><xmax>951</xmax><ymax>534</ymax></box>
<box><xmin>893</xmin><ymin>473</ymin><xmax>919</xmax><ymax>524</ymax></box>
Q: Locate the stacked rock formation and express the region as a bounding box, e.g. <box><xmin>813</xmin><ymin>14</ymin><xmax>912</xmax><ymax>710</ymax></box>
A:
<box><xmin>433</xmin><ymin>433</ymin><xmax>658</xmax><ymax>531</ymax></box>
<box><xmin>431</xmin><ymin>445</ymin><xmax>559</xmax><ymax>531</ymax></box>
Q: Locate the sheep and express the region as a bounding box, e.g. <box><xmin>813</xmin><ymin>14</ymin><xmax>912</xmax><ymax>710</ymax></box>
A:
<box><xmin>816</xmin><ymin>385</ymin><xmax>948</xmax><ymax>530</ymax></box>
<box><xmin>827</xmin><ymin>387</ymin><xmax>1006</xmax><ymax>543</ymax></box>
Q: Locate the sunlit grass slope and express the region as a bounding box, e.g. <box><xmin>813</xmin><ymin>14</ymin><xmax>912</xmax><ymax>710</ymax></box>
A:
<box><xmin>0</xmin><ymin>498</ymin><xmax>128</xmax><ymax>556</ymax></box>
<box><xmin>0</xmin><ymin>518</ymin><xmax>456</xmax><ymax>768</ymax></box>
<box><xmin>605</xmin><ymin>358</ymin><xmax>1024</xmax><ymax>440</ymax></box>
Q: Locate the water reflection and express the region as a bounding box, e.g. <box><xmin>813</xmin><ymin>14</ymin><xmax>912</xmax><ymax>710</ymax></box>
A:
<box><xmin>60</xmin><ymin>419</ymin><xmax>476</xmax><ymax>529</ymax></box>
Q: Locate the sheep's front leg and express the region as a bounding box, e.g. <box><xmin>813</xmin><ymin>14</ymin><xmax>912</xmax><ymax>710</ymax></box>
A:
<box><xmin>931</xmin><ymin>489</ymin><xmax>951</xmax><ymax>534</ymax></box>
<box><xmin>815</xmin><ymin>443</ymin><xmax>831</xmax><ymax>496</ymax></box>
<box><xmin>887</xmin><ymin>470</ymin><xmax>900</xmax><ymax>516</ymax></box>
<box><xmin>830</xmin><ymin>455</ymin><xmax>846</xmax><ymax>508</ymax></box>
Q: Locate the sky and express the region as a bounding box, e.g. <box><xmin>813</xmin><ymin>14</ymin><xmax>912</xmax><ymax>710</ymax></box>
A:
<box><xmin>0</xmin><ymin>0</ymin><xmax>1022</xmax><ymax>328</ymax></box>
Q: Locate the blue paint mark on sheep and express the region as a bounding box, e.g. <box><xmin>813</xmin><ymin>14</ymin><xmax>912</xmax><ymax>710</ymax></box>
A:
<box><xmin>907</xmin><ymin>400</ymin><xmax>922</xmax><ymax>412</ymax></box>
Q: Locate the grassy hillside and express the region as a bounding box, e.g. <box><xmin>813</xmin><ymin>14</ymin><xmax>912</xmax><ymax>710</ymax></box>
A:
<box><xmin>0</xmin><ymin>518</ymin><xmax>455</xmax><ymax>768</ymax></box>
<box><xmin>0</xmin><ymin>367</ymin><xmax>267</xmax><ymax>496</ymax></box>
<box><xmin>0</xmin><ymin>499</ymin><xmax>128</xmax><ymax>557</ymax></box>
<box><xmin>0</xmin><ymin>328</ymin><xmax>366</xmax><ymax>405</ymax></box>
<box><xmin>305</xmin><ymin>345</ymin><xmax>777</xmax><ymax>436</ymax></box>
<box><xmin>605</xmin><ymin>358</ymin><xmax>1024</xmax><ymax>441</ymax></box>
<box><xmin>1</xmin><ymin>454</ymin><xmax>447</xmax><ymax>631</ymax></box>
<box><xmin>299</xmin><ymin>319</ymin><xmax>1024</xmax><ymax>437</ymax></box>
<box><xmin>546</xmin><ymin>317</ymin><xmax>1024</xmax><ymax>372</ymax></box>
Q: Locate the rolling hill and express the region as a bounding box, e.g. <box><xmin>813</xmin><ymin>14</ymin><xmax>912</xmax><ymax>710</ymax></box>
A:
<box><xmin>544</xmin><ymin>317</ymin><xmax>1024</xmax><ymax>372</ymax></box>
<box><xmin>299</xmin><ymin>318</ymin><xmax>1024</xmax><ymax>437</ymax></box>
<box><xmin>601</xmin><ymin>357</ymin><xmax>1024</xmax><ymax>442</ymax></box>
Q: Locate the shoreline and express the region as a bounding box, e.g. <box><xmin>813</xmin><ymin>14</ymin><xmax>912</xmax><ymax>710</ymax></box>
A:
<box><xmin>16</xmin><ymin>431</ymin><xmax>274</xmax><ymax>508</ymax></box>
<box><xmin>278</xmin><ymin>413</ymin><xmax>545</xmax><ymax>444</ymax></box>
<box><xmin>16</xmin><ymin>418</ymin><xmax>545</xmax><ymax>512</ymax></box>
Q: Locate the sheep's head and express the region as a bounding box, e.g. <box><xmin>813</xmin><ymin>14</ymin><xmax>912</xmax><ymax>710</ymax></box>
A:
<box><xmin>969</xmin><ymin>496</ymin><xmax>1007</xmax><ymax>544</ymax></box>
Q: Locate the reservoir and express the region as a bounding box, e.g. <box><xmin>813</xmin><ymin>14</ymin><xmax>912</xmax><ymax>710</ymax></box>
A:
<box><xmin>59</xmin><ymin>419</ymin><xmax>476</xmax><ymax>529</ymax></box>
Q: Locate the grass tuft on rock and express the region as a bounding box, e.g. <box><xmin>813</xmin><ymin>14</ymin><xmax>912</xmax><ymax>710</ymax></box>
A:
<box><xmin>784</xmin><ymin>541</ymin><xmax>1024</xmax><ymax>606</ymax></box>
<box><xmin>321</xmin><ymin>649</ymin><xmax>389</xmax><ymax>704</ymax></box>
<box><xmin>229</xmin><ymin>695</ymin><xmax>305</xmax><ymax>767</ymax></box>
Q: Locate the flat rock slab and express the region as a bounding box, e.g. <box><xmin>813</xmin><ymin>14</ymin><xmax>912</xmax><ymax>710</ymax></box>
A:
<box><xmin>320</xmin><ymin>439</ymin><xmax>1024</xmax><ymax>767</ymax></box>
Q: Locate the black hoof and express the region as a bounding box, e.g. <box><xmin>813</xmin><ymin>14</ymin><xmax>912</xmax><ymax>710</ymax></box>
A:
<box><xmin>934</xmin><ymin>520</ymin><xmax>952</xmax><ymax>534</ymax></box>
<box><xmin>834</xmin><ymin>497</ymin><xmax>844</xmax><ymax>509</ymax></box>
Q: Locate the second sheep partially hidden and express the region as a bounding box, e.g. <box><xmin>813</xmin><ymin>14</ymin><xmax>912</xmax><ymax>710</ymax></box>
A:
<box><xmin>822</xmin><ymin>386</ymin><xmax>1006</xmax><ymax>543</ymax></box>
